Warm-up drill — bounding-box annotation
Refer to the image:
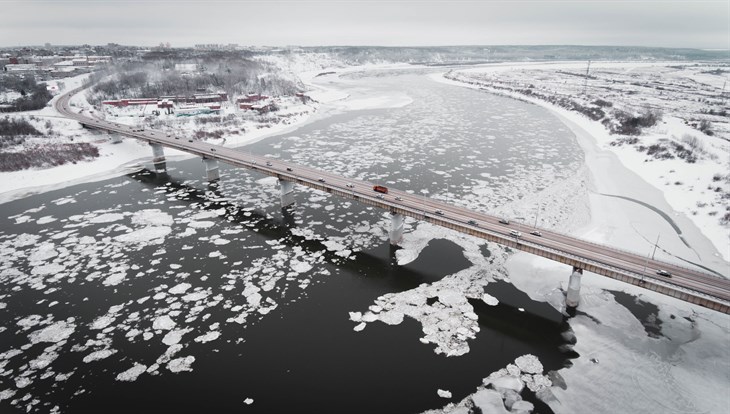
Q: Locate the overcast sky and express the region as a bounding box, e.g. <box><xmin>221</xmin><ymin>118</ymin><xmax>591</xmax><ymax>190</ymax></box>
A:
<box><xmin>2</xmin><ymin>0</ymin><xmax>728</xmax><ymax>49</ymax></box>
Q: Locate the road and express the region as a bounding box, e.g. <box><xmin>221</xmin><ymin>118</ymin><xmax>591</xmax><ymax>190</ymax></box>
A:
<box><xmin>54</xmin><ymin>88</ymin><xmax>730</xmax><ymax>314</ymax></box>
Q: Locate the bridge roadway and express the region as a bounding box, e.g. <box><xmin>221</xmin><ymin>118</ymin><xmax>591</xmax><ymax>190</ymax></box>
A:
<box><xmin>55</xmin><ymin>88</ymin><xmax>730</xmax><ymax>314</ymax></box>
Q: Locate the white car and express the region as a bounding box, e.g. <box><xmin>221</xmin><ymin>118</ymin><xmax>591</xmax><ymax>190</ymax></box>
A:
<box><xmin>509</xmin><ymin>230</ymin><xmax>522</xmax><ymax>237</ymax></box>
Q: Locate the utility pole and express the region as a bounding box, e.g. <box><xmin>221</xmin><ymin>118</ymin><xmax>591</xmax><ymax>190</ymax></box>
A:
<box><xmin>651</xmin><ymin>234</ymin><xmax>660</xmax><ymax>260</ymax></box>
<box><xmin>583</xmin><ymin>60</ymin><xmax>591</xmax><ymax>96</ymax></box>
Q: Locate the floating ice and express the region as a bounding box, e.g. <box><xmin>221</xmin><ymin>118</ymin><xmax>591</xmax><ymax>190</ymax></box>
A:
<box><xmin>152</xmin><ymin>315</ymin><xmax>176</xmax><ymax>330</ymax></box>
<box><xmin>37</xmin><ymin>216</ymin><xmax>57</xmax><ymax>224</ymax></box>
<box><xmin>28</xmin><ymin>320</ymin><xmax>75</xmax><ymax>344</ymax></box>
<box><xmin>167</xmin><ymin>356</ymin><xmax>195</xmax><ymax>373</ymax></box>
<box><xmin>83</xmin><ymin>349</ymin><xmax>117</xmax><ymax>363</ymax></box>
<box><xmin>189</xmin><ymin>221</ymin><xmax>215</xmax><ymax>229</ymax></box>
<box><xmin>194</xmin><ymin>331</ymin><xmax>220</xmax><ymax>343</ymax></box>
<box><xmin>102</xmin><ymin>271</ymin><xmax>127</xmax><ymax>286</ymax></box>
<box><xmin>132</xmin><ymin>209</ymin><xmax>173</xmax><ymax>226</ymax></box>
<box><xmin>243</xmin><ymin>398</ymin><xmax>254</xmax><ymax>405</ymax></box>
<box><xmin>514</xmin><ymin>354</ymin><xmax>543</xmax><ymax>374</ymax></box>
<box><xmin>116</xmin><ymin>363</ymin><xmax>147</xmax><ymax>382</ymax></box>
<box><xmin>162</xmin><ymin>329</ymin><xmax>189</xmax><ymax>346</ymax></box>
<box><xmin>481</xmin><ymin>293</ymin><xmax>499</xmax><ymax>306</ymax></box>
<box><xmin>472</xmin><ymin>389</ymin><xmax>509</xmax><ymax>414</ymax></box>
<box><xmin>90</xmin><ymin>316</ymin><xmax>116</xmax><ymax>330</ymax></box>
<box><xmin>115</xmin><ymin>226</ymin><xmax>172</xmax><ymax>244</ymax></box>
<box><xmin>15</xmin><ymin>377</ymin><xmax>32</xmax><ymax>388</ymax></box>
<box><xmin>29</xmin><ymin>351</ymin><xmax>59</xmax><ymax>369</ymax></box>
<box><xmin>437</xmin><ymin>389</ymin><xmax>452</xmax><ymax>398</ymax></box>
<box><xmin>169</xmin><ymin>283</ymin><xmax>192</xmax><ymax>295</ymax></box>
<box><xmin>17</xmin><ymin>314</ymin><xmax>43</xmax><ymax>329</ymax></box>
<box><xmin>290</xmin><ymin>259</ymin><xmax>313</xmax><ymax>274</ymax></box>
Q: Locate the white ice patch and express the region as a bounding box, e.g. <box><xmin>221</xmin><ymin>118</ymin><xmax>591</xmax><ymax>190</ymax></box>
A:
<box><xmin>169</xmin><ymin>283</ymin><xmax>192</xmax><ymax>295</ymax></box>
<box><xmin>437</xmin><ymin>389</ymin><xmax>452</xmax><ymax>398</ymax></box>
<box><xmin>189</xmin><ymin>221</ymin><xmax>215</xmax><ymax>229</ymax></box>
<box><xmin>116</xmin><ymin>363</ymin><xmax>147</xmax><ymax>382</ymax></box>
<box><xmin>167</xmin><ymin>356</ymin><xmax>195</xmax><ymax>373</ymax></box>
<box><xmin>28</xmin><ymin>320</ymin><xmax>75</xmax><ymax>344</ymax></box>
<box><xmin>514</xmin><ymin>354</ymin><xmax>543</xmax><ymax>374</ymax></box>
<box><xmin>290</xmin><ymin>259</ymin><xmax>313</xmax><ymax>274</ymax></box>
<box><xmin>37</xmin><ymin>216</ymin><xmax>57</xmax><ymax>224</ymax></box>
<box><xmin>102</xmin><ymin>270</ymin><xmax>127</xmax><ymax>286</ymax></box>
<box><xmin>194</xmin><ymin>331</ymin><xmax>220</xmax><ymax>343</ymax></box>
<box><xmin>481</xmin><ymin>293</ymin><xmax>499</xmax><ymax>306</ymax></box>
<box><xmin>83</xmin><ymin>349</ymin><xmax>117</xmax><ymax>363</ymax></box>
<box><xmin>162</xmin><ymin>329</ymin><xmax>189</xmax><ymax>346</ymax></box>
<box><xmin>115</xmin><ymin>226</ymin><xmax>171</xmax><ymax>244</ymax></box>
<box><xmin>132</xmin><ymin>209</ymin><xmax>173</xmax><ymax>226</ymax></box>
<box><xmin>152</xmin><ymin>315</ymin><xmax>176</xmax><ymax>330</ymax></box>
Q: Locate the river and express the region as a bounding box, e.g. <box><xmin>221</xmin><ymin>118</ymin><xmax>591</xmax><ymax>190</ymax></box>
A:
<box><xmin>1</xmin><ymin>70</ymin><xmax>585</xmax><ymax>413</ymax></box>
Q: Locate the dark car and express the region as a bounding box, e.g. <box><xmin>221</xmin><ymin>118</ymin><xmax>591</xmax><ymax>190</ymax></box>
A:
<box><xmin>467</xmin><ymin>219</ymin><xmax>477</xmax><ymax>226</ymax></box>
<box><xmin>499</xmin><ymin>218</ymin><xmax>510</xmax><ymax>225</ymax></box>
<box><xmin>435</xmin><ymin>210</ymin><xmax>444</xmax><ymax>215</ymax></box>
<box><xmin>318</xmin><ymin>178</ymin><xmax>325</xmax><ymax>183</ymax></box>
<box><xmin>286</xmin><ymin>167</ymin><xmax>293</xmax><ymax>172</ymax></box>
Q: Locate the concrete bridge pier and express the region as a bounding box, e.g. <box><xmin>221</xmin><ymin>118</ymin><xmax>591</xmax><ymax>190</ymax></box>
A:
<box><xmin>565</xmin><ymin>267</ymin><xmax>583</xmax><ymax>309</ymax></box>
<box><xmin>389</xmin><ymin>213</ymin><xmax>404</xmax><ymax>245</ymax></box>
<box><xmin>202</xmin><ymin>157</ymin><xmax>220</xmax><ymax>181</ymax></box>
<box><xmin>279</xmin><ymin>179</ymin><xmax>295</xmax><ymax>207</ymax></box>
<box><xmin>150</xmin><ymin>142</ymin><xmax>166</xmax><ymax>171</ymax></box>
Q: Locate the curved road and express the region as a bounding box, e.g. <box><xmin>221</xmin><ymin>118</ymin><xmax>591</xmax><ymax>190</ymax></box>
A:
<box><xmin>55</xmin><ymin>87</ymin><xmax>730</xmax><ymax>314</ymax></box>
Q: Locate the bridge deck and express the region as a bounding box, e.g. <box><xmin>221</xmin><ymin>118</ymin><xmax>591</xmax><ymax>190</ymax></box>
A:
<box><xmin>55</xmin><ymin>88</ymin><xmax>730</xmax><ymax>314</ymax></box>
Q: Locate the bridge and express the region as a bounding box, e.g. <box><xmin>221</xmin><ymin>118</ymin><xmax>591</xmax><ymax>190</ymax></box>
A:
<box><xmin>55</xmin><ymin>87</ymin><xmax>730</xmax><ymax>314</ymax></box>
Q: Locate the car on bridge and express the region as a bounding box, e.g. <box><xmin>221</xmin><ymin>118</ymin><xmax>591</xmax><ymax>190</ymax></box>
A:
<box><xmin>656</xmin><ymin>269</ymin><xmax>672</xmax><ymax>277</ymax></box>
<box><xmin>395</xmin><ymin>196</ymin><xmax>402</xmax><ymax>201</ymax></box>
<box><xmin>318</xmin><ymin>178</ymin><xmax>326</xmax><ymax>182</ymax></box>
<box><xmin>499</xmin><ymin>218</ymin><xmax>510</xmax><ymax>225</ymax></box>
<box><xmin>435</xmin><ymin>210</ymin><xmax>444</xmax><ymax>215</ymax></box>
<box><xmin>530</xmin><ymin>230</ymin><xmax>542</xmax><ymax>237</ymax></box>
<box><xmin>467</xmin><ymin>219</ymin><xmax>478</xmax><ymax>226</ymax></box>
<box><xmin>510</xmin><ymin>230</ymin><xmax>522</xmax><ymax>237</ymax></box>
<box><xmin>266</xmin><ymin>162</ymin><xmax>272</xmax><ymax>166</ymax></box>
<box><xmin>287</xmin><ymin>167</ymin><xmax>293</xmax><ymax>172</ymax></box>
<box><xmin>346</xmin><ymin>183</ymin><xmax>354</xmax><ymax>188</ymax></box>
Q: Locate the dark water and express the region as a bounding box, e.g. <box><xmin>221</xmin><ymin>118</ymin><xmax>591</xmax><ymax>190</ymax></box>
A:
<box><xmin>0</xmin><ymin>71</ymin><xmax>582</xmax><ymax>413</ymax></box>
